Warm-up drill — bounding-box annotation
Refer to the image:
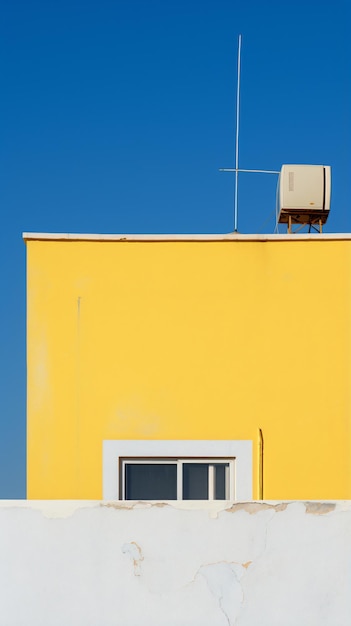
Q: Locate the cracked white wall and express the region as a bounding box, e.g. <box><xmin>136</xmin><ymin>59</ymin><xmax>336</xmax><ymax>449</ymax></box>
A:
<box><xmin>0</xmin><ymin>501</ymin><xmax>350</xmax><ymax>626</ymax></box>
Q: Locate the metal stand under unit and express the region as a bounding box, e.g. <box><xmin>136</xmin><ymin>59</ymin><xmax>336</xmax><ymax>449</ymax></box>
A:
<box><xmin>280</xmin><ymin>212</ymin><xmax>326</xmax><ymax>234</ymax></box>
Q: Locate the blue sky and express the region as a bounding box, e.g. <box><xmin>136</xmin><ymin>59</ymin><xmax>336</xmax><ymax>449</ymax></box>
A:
<box><xmin>0</xmin><ymin>0</ymin><xmax>349</xmax><ymax>497</ymax></box>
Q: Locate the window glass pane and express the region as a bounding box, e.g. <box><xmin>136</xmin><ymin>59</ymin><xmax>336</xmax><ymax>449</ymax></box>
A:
<box><xmin>125</xmin><ymin>463</ymin><xmax>177</xmax><ymax>500</ymax></box>
<box><xmin>214</xmin><ymin>463</ymin><xmax>229</xmax><ymax>500</ymax></box>
<box><xmin>183</xmin><ymin>463</ymin><xmax>208</xmax><ymax>499</ymax></box>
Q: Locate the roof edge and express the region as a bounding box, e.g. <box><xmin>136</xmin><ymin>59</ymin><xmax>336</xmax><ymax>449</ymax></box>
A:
<box><xmin>22</xmin><ymin>232</ymin><xmax>351</xmax><ymax>242</ymax></box>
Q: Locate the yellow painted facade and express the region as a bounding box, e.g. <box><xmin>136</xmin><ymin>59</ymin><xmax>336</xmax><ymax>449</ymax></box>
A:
<box><xmin>26</xmin><ymin>235</ymin><xmax>351</xmax><ymax>500</ymax></box>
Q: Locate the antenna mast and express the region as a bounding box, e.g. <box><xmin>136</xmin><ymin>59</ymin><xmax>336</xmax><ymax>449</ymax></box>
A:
<box><xmin>220</xmin><ymin>36</ymin><xmax>279</xmax><ymax>232</ymax></box>
<box><xmin>234</xmin><ymin>34</ymin><xmax>242</xmax><ymax>233</ymax></box>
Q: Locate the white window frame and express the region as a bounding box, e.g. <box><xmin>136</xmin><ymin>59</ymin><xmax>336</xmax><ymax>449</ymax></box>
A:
<box><xmin>120</xmin><ymin>457</ymin><xmax>235</xmax><ymax>500</ymax></box>
<box><xmin>103</xmin><ymin>440</ymin><xmax>252</xmax><ymax>501</ymax></box>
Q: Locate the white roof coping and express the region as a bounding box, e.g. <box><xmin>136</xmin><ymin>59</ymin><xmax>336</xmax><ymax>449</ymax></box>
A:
<box><xmin>23</xmin><ymin>232</ymin><xmax>351</xmax><ymax>242</ymax></box>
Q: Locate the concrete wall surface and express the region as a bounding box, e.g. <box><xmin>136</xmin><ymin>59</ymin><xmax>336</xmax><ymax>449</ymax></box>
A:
<box><xmin>0</xmin><ymin>500</ymin><xmax>350</xmax><ymax>626</ymax></box>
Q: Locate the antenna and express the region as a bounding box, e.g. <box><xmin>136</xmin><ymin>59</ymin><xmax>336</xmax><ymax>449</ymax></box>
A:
<box><xmin>220</xmin><ymin>40</ymin><xmax>331</xmax><ymax>235</ymax></box>
<box><xmin>220</xmin><ymin>35</ymin><xmax>279</xmax><ymax>232</ymax></box>
<box><xmin>234</xmin><ymin>34</ymin><xmax>242</xmax><ymax>233</ymax></box>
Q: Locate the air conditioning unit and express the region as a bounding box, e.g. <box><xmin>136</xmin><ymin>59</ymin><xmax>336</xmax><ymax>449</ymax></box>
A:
<box><xmin>278</xmin><ymin>165</ymin><xmax>331</xmax><ymax>227</ymax></box>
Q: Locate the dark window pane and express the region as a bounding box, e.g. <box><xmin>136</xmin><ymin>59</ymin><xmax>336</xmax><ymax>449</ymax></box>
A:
<box><xmin>183</xmin><ymin>463</ymin><xmax>208</xmax><ymax>499</ymax></box>
<box><xmin>214</xmin><ymin>464</ymin><xmax>228</xmax><ymax>500</ymax></box>
<box><xmin>125</xmin><ymin>464</ymin><xmax>177</xmax><ymax>500</ymax></box>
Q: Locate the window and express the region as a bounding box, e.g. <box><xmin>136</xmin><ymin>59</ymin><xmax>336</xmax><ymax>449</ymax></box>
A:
<box><xmin>120</xmin><ymin>458</ymin><xmax>234</xmax><ymax>500</ymax></box>
<box><xmin>103</xmin><ymin>440</ymin><xmax>253</xmax><ymax>501</ymax></box>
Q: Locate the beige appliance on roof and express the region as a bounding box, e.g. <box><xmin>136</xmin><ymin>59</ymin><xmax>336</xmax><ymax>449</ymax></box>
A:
<box><xmin>278</xmin><ymin>164</ymin><xmax>331</xmax><ymax>233</ymax></box>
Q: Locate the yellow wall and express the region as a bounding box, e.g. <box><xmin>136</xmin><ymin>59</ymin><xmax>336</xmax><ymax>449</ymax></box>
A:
<box><xmin>26</xmin><ymin>237</ymin><xmax>351</xmax><ymax>499</ymax></box>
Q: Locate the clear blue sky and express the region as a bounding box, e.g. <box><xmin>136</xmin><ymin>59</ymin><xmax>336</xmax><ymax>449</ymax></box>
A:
<box><xmin>0</xmin><ymin>0</ymin><xmax>349</xmax><ymax>497</ymax></box>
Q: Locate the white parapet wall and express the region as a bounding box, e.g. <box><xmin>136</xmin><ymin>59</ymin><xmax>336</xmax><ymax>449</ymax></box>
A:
<box><xmin>0</xmin><ymin>500</ymin><xmax>350</xmax><ymax>626</ymax></box>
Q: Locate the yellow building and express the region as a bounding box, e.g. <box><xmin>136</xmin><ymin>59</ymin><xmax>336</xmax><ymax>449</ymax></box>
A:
<box><xmin>24</xmin><ymin>233</ymin><xmax>351</xmax><ymax>501</ymax></box>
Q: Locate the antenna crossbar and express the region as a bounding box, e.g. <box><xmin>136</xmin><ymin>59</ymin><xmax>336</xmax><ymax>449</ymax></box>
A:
<box><xmin>220</xmin><ymin>168</ymin><xmax>280</xmax><ymax>174</ymax></box>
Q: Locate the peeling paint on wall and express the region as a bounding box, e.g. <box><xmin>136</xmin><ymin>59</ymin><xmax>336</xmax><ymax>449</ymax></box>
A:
<box><xmin>304</xmin><ymin>502</ymin><xmax>336</xmax><ymax>515</ymax></box>
<box><xmin>225</xmin><ymin>502</ymin><xmax>288</xmax><ymax>515</ymax></box>
<box><xmin>122</xmin><ymin>541</ymin><xmax>144</xmax><ymax>576</ymax></box>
